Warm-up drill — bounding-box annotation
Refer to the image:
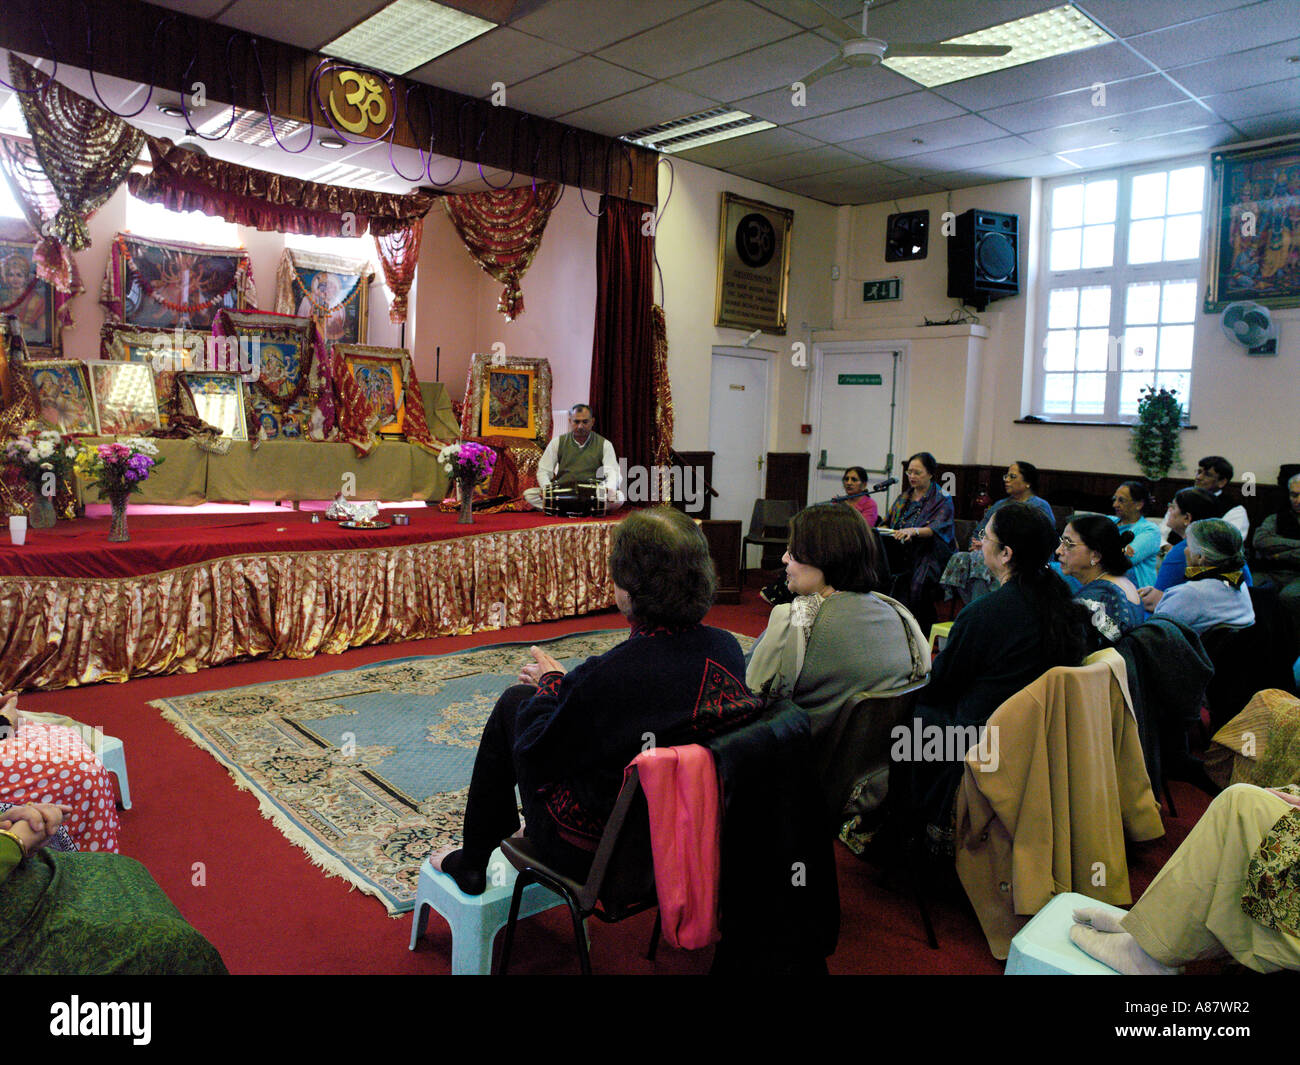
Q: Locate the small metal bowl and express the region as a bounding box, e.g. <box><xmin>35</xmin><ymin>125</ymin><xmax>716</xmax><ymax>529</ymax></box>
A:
<box><xmin>392</xmin><ymin>513</ymin><xmax>410</xmax><ymax>526</ymax></box>
<box><xmin>310</xmin><ymin>513</ymin><xmax>321</xmax><ymax>524</ymax></box>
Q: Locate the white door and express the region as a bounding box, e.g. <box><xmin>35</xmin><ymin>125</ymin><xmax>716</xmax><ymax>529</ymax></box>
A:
<box><xmin>708</xmin><ymin>350</ymin><xmax>769</xmax><ymax>536</ymax></box>
<box><xmin>810</xmin><ymin>346</ymin><xmax>904</xmax><ymax>509</ymax></box>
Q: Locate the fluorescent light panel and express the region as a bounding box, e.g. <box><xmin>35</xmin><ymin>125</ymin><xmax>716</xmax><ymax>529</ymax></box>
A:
<box><xmin>624</xmin><ymin>108</ymin><xmax>775</xmax><ymax>154</ymax></box>
<box><xmin>883</xmin><ymin>5</ymin><xmax>1114</xmax><ymax>88</ymax></box>
<box><xmin>322</xmin><ymin>0</ymin><xmax>496</xmax><ymax>76</ymax></box>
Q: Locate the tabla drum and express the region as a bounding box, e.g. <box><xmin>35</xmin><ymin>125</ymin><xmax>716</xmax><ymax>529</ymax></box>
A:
<box><xmin>541</xmin><ymin>480</ymin><xmax>611</xmax><ymax>516</ymax></box>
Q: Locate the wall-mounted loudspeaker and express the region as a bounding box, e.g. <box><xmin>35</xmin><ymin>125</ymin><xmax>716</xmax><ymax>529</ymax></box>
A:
<box><xmin>947</xmin><ymin>209</ymin><xmax>1019</xmax><ymax>310</ymax></box>
<box><xmin>885</xmin><ymin>209</ymin><xmax>929</xmax><ymax>261</ymax></box>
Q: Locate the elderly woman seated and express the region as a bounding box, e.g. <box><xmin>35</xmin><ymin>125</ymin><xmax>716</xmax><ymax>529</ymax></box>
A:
<box><xmin>881</xmin><ymin>451</ymin><xmax>955</xmax><ymax>630</ymax></box>
<box><xmin>434</xmin><ymin>506</ymin><xmax>763</xmax><ymax>895</ymax></box>
<box><xmin>1055</xmin><ymin>513</ymin><xmax>1147</xmax><ymax>646</ymax></box>
<box><xmin>1146</xmin><ymin>519</ymin><xmax>1255</xmax><ymax>634</ymax></box>
<box><xmin>941</xmin><ymin>460</ymin><xmax>1055</xmax><ymax>605</ymax></box>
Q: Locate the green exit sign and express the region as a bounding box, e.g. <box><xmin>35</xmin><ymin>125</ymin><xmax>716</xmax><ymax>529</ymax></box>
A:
<box><xmin>862</xmin><ymin>277</ymin><xmax>902</xmax><ymax>302</ymax></box>
<box><xmin>839</xmin><ymin>373</ymin><xmax>883</xmax><ymax>385</ymax></box>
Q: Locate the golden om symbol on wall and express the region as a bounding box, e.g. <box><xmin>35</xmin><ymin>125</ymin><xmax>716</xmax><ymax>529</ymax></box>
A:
<box><xmin>327</xmin><ymin>71</ymin><xmax>390</xmax><ymax>136</ymax></box>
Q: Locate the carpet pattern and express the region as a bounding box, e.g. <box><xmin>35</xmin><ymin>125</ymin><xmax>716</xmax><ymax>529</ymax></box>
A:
<box><xmin>151</xmin><ymin>629</ymin><xmax>753</xmax><ymax>914</ymax></box>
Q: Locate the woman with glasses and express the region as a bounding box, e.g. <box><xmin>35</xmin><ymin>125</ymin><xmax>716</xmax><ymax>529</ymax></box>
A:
<box><xmin>1111</xmin><ymin>480</ymin><xmax>1162</xmax><ymax>589</ymax></box>
<box><xmin>1055</xmin><ymin>513</ymin><xmax>1147</xmax><ymax>646</ymax></box>
<box><xmin>881</xmin><ymin>452</ymin><xmax>955</xmax><ymax>630</ymax></box>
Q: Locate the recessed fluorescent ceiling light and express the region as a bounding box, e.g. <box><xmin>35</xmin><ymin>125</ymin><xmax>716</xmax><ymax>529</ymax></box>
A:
<box><xmin>322</xmin><ymin>0</ymin><xmax>495</xmax><ymax>76</ymax></box>
<box><xmin>623</xmin><ymin>109</ymin><xmax>775</xmax><ymax>154</ymax></box>
<box><xmin>883</xmin><ymin>5</ymin><xmax>1114</xmax><ymax>88</ymax></box>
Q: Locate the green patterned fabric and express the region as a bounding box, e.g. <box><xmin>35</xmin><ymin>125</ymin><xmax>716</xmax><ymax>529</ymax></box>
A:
<box><xmin>1242</xmin><ymin>786</ymin><xmax>1300</xmax><ymax>937</ymax></box>
<box><xmin>0</xmin><ymin>850</ymin><xmax>227</xmax><ymax>975</ymax></box>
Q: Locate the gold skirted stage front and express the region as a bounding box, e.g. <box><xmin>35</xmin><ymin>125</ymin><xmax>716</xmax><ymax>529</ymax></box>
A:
<box><xmin>0</xmin><ymin>509</ymin><xmax>618</xmax><ymax>692</ymax></box>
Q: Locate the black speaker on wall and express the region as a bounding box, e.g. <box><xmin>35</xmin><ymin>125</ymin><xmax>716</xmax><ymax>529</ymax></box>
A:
<box><xmin>947</xmin><ymin>208</ymin><xmax>1019</xmax><ymax>310</ymax></box>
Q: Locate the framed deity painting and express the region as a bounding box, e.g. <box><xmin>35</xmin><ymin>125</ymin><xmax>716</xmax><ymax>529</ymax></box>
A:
<box><xmin>336</xmin><ymin>344</ymin><xmax>407</xmax><ymax>436</ymax></box>
<box><xmin>1205</xmin><ymin>138</ymin><xmax>1300</xmax><ymax>311</ymax></box>
<box><xmin>276</xmin><ymin>248</ymin><xmax>371</xmax><ymax>346</ymax></box>
<box><xmin>480</xmin><ymin>366</ymin><xmax>536</xmax><ymax>439</ymax></box>
<box><xmin>177</xmin><ymin>371</ymin><xmax>249</xmax><ymax>441</ymax></box>
<box><xmin>217</xmin><ymin>309</ymin><xmax>318</xmax><ymax>441</ymax></box>
<box><xmin>89</xmin><ymin>361</ymin><xmax>161</xmax><ymax>436</ymax></box>
<box><xmin>100</xmin><ymin>322</ymin><xmax>207</xmax><ymax>426</ymax></box>
<box><xmin>23</xmin><ymin>359</ymin><xmax>96</xmax><ymax>435</ymax></box>
<box><xmin>0</xmin><ymin>238</ymin><xmax>56</xmax><ymax>352</ymax></box>
<box><xmin>105</xmin><ymin>234</ymin><xmax>254</xmax><ymax>330</ymax></box>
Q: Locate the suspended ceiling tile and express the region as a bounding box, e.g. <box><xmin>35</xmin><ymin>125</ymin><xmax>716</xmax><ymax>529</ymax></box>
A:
<box><xmin>557</xmin><ymin>82</ymin><xmax>721</xmax><ymax>138</ymax></box>
<box><xmin>795</xmin><ymin>160</ymin><xmax>914</xmax><ymax>186</ymax></box>
<box><xmin>979</xmin><ymin>74</ymin><xmax>1190</xmax><ymax>135</ymax></box>
<box><xmin>504</xmin><ymin>57</ymin><xmax>653</xmax><ymax>118</ymax></box>
<box><xmin>595</xmin><ymin>0</ymin><xmax>803</xmax><ymax>81</ymax></box>
<box><xmin>1075</xmin><ymin>0</ymin><xmax>1270</xmax><ymax>37</ymax></box>
<box><xmin>673</xmin><ymin>125</ymin><xmax>824</xmax><ymax>167</ymax></box>
<box><xmin>839</xmin><ymin>113</ymin><xmax>1011</xmax><ymax>161</ymax></box>
<box><xmin>510</xmin><ymin>0</ymin><xmax>713</xmax><ymax>52</ymax></box>
<box><xmin>932</xmin><ymin>42</ymin><xmax>1151</xmax><ymax>111</ymax></box>
<box><xmin>1203</xmin><ymin>81</ymin><xmax>1300</xmax><ymax>122</ymax></box>
<box><xmin>862</xmin><ymin>0</ymin><xmax>1064</xmax><ymax>41</ymax></box>
<box><xmin>748</xmin><ymin>0</ymin><xmax>864</xmax><ymax>30</ymax></box>
<box><xmin>734</xmin><ymin>65</ymin><xmax>918</xmax><ymax>124</ymax></box>
<box><xmin>788</xmin><ymin>90</ymin><xmax>966</xmax><ymax>142</ymax></box>
<box><xmin>1124</xmin><ymin>3</ymin><xmax>1300</xmax><ymax>69</ymax></box>
<box><xmin>850</xmin><ymin>177</ymin><xmax>947</xmax><ymax>205</ymax></box>
<box><xmin>1167</xmin><ymin>40</ymin><xmax>1300</xmax><ymax>97</ymax></box>
<box><xmin>1020</xmin><ymin>100</ymin><xmax>1217</xmax><ymax>154</ymax></box>
<box><xmin>886</xmin><ymin>135</ymin><xmax>1045</xmax><ymax>175</ymax></box>
<box><xmin>985</xmin><ymin>154</ymin><xmax>1084</xmax><ymax>178</ymax></box>
<box><xmin>220</xmin><ymin>0</ymin><xmax>391</xmax><ymax>52</ymax></box>
<box><xmin>1231</xmin><ymin>106</ymin><xmax>1300</xmax><ymax>139</ymax></box>
<box><xmin>1056</xmin><ymin>123</ymin><xmax>1237</xmax><ymax>169</ymax></box>
<box><xmin>407</xmin><ymin>27</ymin><xmax>580</xmax><ymax>94</ymax></box>
<box><xmin>667</xmin><ymin>33</ymin><xmax>840</xmax><ymax>102</ymax></box>
<box><xmin>728</xmin><ymin>145</ymin><xmax>869</xmax><ymax>183</ymax></box>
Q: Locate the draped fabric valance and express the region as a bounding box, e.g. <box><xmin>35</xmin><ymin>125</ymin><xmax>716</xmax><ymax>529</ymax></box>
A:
<box><xmin>0</xmin><ymin>135</ymin><xmax>83</xmax><ymax>303</ymax></box>
<box><xmin>373</xmin><ymin>219</ymin><xmax>422</xmax><ymax>325</ymax></box>
<box><xmin>128</xmin><ymin>137</ymin><xmax>437</xmax><ymax>239</ymax></box>
<box><xmin>9</xmin><ymin>55</ymin><xmax>143</xmax><ymax>252</ymax></box>
<box><xmin>443</xmin><ymin>184</ymin><xmax>561</xmax><ymax>320</ymax></box>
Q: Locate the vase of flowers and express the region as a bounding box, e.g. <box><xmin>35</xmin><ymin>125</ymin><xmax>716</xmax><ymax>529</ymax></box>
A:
<box><xmin>2</xmin><ymin>431</ymin><xmax>79</xmax><ymax>529</ymax></box>
<box><xmin>74</xmin><ymin>439</ymin><xmax>163</xmax><ymax>543</ymax></box>
<box><xmin>439</xmin><ymin>442</ymin><xmax>497</xmax><ymax>525</ymax></box>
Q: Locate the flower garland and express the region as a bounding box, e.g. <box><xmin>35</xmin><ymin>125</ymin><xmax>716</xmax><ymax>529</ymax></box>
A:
<box><xmin>292</xmin><ymin>266</ymin><xmax>363</xmax><ymax>316</ymax></box>
<box><xmin>116</xmin><ymin>235</ymin><xmax>240</xmax><ymax>315</ymax></box>
<box><xmin>0</xmin><ymin>273</ymin><xmax>38</xmax><ymax>314</ymax></box>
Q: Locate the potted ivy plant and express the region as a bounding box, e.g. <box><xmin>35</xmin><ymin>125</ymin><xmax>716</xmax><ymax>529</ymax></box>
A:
<box><xmin>1129</xmin><ymin>385</ymin><xmax>1184</xmax><ymax>483</ymax></box>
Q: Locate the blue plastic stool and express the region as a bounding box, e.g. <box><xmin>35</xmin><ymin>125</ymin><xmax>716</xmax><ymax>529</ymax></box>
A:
<box><xmin>98</xmin><ymin>735</ymin><xmax>131</xmax><ymax>810</ymax></box>
<box><xmin>1005</xmin><ymin>892</ymin><xmax>1126</xmax><ymax>975</ymax></box>
<box><xmin>408</xmin><ymin>848</ymin><xmax>569</xmax><ymax>975</ymax></box>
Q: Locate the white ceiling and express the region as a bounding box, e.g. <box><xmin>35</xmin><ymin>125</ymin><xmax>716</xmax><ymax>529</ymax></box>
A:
<box><xmin>7</xmin><ymin>0</ymin><xmax>1300</xmax><ymax>204</ymax></box>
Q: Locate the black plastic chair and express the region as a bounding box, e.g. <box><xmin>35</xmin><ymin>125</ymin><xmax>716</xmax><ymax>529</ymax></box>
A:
<box><xmin>495</xmin><ymin>766</ymin><xmax>660</xmax><ymax>975</ymax></box>
<box><xmin>742</xmin><ymin>499</ymin><xmax>798</xmax><ymax>578</ymax></box>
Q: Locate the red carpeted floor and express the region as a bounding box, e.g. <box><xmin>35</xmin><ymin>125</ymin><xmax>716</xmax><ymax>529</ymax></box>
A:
<box><xmin>15</xmin><ymin>583</ymin><xmax>1210</xmax><ymax>976</ymax></box>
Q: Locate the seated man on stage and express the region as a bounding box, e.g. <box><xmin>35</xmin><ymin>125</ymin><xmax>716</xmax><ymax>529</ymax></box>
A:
<box><xmin>523</xmin><ymin>403</ymin><xmax>625</xmax><ymax>513</ymax></box>
<box><xmin>432</xmin><ymin>506</ymin><xmax>762</xmax><ymax>895</ymax></box>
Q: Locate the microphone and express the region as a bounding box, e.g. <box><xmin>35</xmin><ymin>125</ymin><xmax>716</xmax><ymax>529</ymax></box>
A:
<box><xmin>869</xmin><ymin>476</ymin><xmax>897</xmax><ymax>493</ymax></box>
<box><xmin>831</xmin><ymin>477</ymin><xmax>897</xmax><ymax>502</ymax></box>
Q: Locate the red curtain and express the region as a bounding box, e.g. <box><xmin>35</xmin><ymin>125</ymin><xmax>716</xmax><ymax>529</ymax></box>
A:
<box><xmin>373</xmin><ymin>218</ymin><xmax>422</xmax><ymax>325</ymax></box>
<box><xmin>590</xmin><ymin>196</ymin><xmax>657</xmax><ymax>475</ymax></box>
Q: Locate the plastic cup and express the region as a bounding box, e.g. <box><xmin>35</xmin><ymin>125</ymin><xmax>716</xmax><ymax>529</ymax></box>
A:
<box><xmin>9</xmin><ymin>515</ymin><xmax>27</xmax><ymax>546</ymax></box>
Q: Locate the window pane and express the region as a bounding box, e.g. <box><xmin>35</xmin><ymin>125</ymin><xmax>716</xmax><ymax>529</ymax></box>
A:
<box><xmin>1167</xmin><ymin>166</ymin><xmax>1205</xmax><ymax>214</ymax></box>
<box><xmin>1079</xmin><ymin>285</ymin><xmax>1111</xmax><ymax>328</ymax></box>
<box><xmin>1053</xmin><ymin>184</ymin><xmax>1084</xmax><ymax>228</ymax></box>
<box><xmin>1044</xmin><ymin>330</ymin><xmax>1077</xmax><ymax>371</ymax></box>
<box><xmin>1123</xmin><ymin>326</ymin><xmax>1158</xmax><ymax>370</ymax></box>
<box><xmin>1081</xmin><ymin>223</ymin><xmax>1114</xmax><ymax>268</ymax></box>
<box><xmin>1075</xmin><ymin>373</ymin><xmax>1106</xmax><ymax>414</ymax></box>
<box><xmin>1163</xmin><ymin>213</ymin><xmax>1201</xmax><ymax>260</ymax></box>
<box><xmin>1043</xmin><ymin>374</ymin><xmax>1074</xmax><ymax>414</ymax></box>
<box><xmin>1156</xmin><ymin>371</ymin><xmax>1190</xmax><ymax>400</ymax></box>
<box><xmin>1126</xmin><ymin>282</ymin><xmax>1160</xmax><ymax>324</ymax></box>
<box><xmin>1161</xmin><ymin>280</ymin><xmax>1197</xmax><ymax>323</ymax></box>
<box><xmin>1077</xmin><ymin>329</ymin><xmax>1110</xmax><ymax>371</ymax></box>
<box><xmin>1084</xmin><ymin>180</ymin><xmax>1117</xmax><ymax>224</ymax></box>
<box><xmin>1048</xmin><ymin>287</ymin><xmax>1079</xmax><ymax>329</ymax></box>
<box><xmin>1131</xmin><ymin>172</ymin><xmax>1167</xmax><ymax>219</ymax></box>
<box><xmin>1120</xmin><ymin>373</ymin><xmax>1150</xmax><ymax>416</ymax></box>
<box><xmin>1050</xmin><ymin>227</ymin><xmax>1081</xmax><ymax>271</ymax></box>
<box><xmin>1128</xmin><ymin>218</ymin><xmax>1164</xmax><ymax>263</ymax></box>
<box><xmin>1158</xmin><ymin>324</ymin><xmax>1195</xmax><ymax>369</ymax></box>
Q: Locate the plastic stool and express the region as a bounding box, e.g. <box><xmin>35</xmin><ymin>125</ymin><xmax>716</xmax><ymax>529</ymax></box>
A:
<box><xmin>98</xmin><ymin>735</ymin><xmax>131</xmax><ymax>810</ymax></box>
<box><xmin>1005</xmin><ymin>892</ymin><xmax>1126</xmax><ymax>975</ymax></box>
<box><xmin>928</xmin><ymin>621</ymin><xmax>953</xmax><ymax>655</ymax></box>
<box><xmin>409</xmin><ymin>848</ymin><xmax>569</xmax><ymax>975</ymax></box>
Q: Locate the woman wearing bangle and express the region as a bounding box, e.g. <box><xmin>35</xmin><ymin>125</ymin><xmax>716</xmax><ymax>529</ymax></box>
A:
<box><xmin>882</xmin><ymin>452</ymin><xmax>955</xmax><ymax>629</ymax></box>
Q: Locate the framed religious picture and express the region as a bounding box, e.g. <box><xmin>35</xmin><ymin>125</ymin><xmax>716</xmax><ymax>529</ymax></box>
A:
<box><xmin>714</xmin><ymin>192</ymin><xmax>793</xmax><ymax>334</ymax></box>
<box><xmin>0</xmin><ymin>238</ymin><xmax>56</xmax><ymax>352</ymax></box>
<box><xmin>177</xmin><ymin>371</ymin><xmax>249</xmax><ymax>441</ymax></box>
<box><xmin>1206</xmin><ymin>138</ymin><xmax>1300</xmax><ymax>311</ymax></box>
<box><xmin>89</xmin><ymin>361</ymin><xmax>161</xmax><ymax>436</ymax></box>
<box><xmin>100</xmin><ymin>322</ymin><xmax>207</xmax><ymax>426</ymax></box>
<box><xmin>335</xmin><ymin>344</ymin><xmax>408</xmax><ymax>436</ymax></box>
<box><xmin>23</xmin><ymin>359</ymin><xmax>96</xmax><ymax>435</ymax></box>
<box><xmin>481</xmin><ymin>366</ymin><xmax>536</xmax><ymax>439</ymax></box>
<box><xmin>216</xmin><ymin>309</ymin><xmax>318</xmax><ymax>442</ymax></box>
<box><xmin>103</xmin><ymin>234</ymin><xmax>255</xmax><ymax>330</ymax></box>
<box><xmin>275</xmin><ymin>248</ymin><xmax>371</xmax><ymax>346</ymax></box>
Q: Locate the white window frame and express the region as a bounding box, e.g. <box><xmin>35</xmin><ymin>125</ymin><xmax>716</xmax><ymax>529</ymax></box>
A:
<box><xmin>1031</xmin><ymin>156</ymin><xmax>1208</xmax><ymax>423</ymax></box>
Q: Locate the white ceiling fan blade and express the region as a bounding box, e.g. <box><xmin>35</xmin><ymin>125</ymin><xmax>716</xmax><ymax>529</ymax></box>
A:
<box><xmin>885</xmin><ymin>43</ymin><xmax>1013</xmax><ymax>58</ymax></box>
<box><xmin>784</xmin><ymin>0</ymin><xmax>861</xmax><ymax>42</ymax></box>
<box><xmin>800</xmin><ymin>57</ymin><xmax>849</xmax><ymax>86</ymax></box>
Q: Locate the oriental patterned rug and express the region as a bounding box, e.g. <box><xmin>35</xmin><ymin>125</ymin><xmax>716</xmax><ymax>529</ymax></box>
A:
<box><xmin>150</xmin><ymin>629</ymin><xmax>753</xmax><ymax>915</ymax></box>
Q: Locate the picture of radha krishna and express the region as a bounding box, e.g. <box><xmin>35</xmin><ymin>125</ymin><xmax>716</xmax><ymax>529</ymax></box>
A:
<box><xmin>23</xmin><ymin>360</ymin><xmax>96</xmax><ymax>435</ymax></box>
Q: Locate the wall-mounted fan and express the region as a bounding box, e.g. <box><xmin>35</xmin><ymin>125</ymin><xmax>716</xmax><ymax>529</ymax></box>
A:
<box><xmin>1221</xmin><ymin>301</ymin><xmax>1278</xmax><ymax>355</ymax></box>
<box><xmin>791</xmin><ymin>0</ymin><xmax>1012</xmax><ymax>85</ymax></box>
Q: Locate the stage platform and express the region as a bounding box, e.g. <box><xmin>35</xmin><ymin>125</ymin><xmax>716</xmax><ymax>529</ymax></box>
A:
<box><xmin>0</xmin><ymin>506</ymin><xmax>620</xmax><ymax>692</ymax></box>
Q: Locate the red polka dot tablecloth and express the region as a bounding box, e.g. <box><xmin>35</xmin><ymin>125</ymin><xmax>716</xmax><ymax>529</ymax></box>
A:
<box><xmin>1</xmin><ymin>726</ymin><xmax>121</xmax><ymax>852</ymax></box>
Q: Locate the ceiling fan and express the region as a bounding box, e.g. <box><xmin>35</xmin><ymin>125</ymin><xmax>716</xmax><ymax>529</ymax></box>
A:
<box><xmin>792</xmin><ymin>0</ymin><xmax>1013</xmax><ymax>85</ymax></box>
